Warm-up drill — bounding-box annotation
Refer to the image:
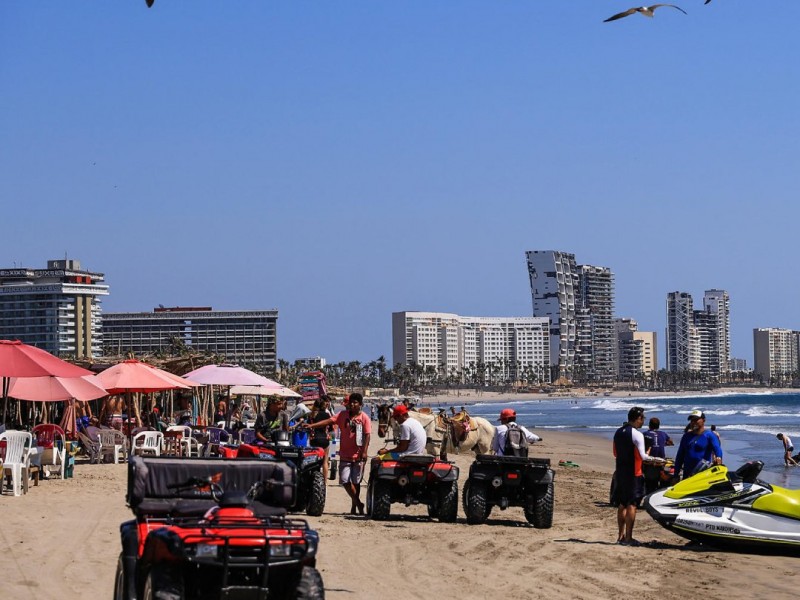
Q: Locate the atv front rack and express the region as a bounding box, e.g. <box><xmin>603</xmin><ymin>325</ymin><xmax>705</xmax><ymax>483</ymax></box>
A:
<box><xmin>475</xmin><ymin>455</ymin><xmax>551</xmax><ymax>467</ymax></box>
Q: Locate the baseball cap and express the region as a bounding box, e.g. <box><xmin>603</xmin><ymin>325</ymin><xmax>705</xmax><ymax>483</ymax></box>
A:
<box><xmin>687</xmin><ymin>409</ymin><xmax>706</xmax><ymax>420</ymax></box>
<box><xmin>498</xmin><ymin>408</ymin><xmax>516</xmax><ymax>422</ymax></box>
<box><xmin>392</xmin><ymin>404</ymin><xmax>409</xmax><ymax>419</ymax></box>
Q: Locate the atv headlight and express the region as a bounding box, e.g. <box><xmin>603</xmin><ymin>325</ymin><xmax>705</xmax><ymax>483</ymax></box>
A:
<box><xmin>194</xmin><ymin>543</ymin><xmax>218</xmax><ymax>558</ymax></box>
<box><xmin>269</xmin><ymin>544</ymin><xmax>293</xmax><ymax>557</ymax></box>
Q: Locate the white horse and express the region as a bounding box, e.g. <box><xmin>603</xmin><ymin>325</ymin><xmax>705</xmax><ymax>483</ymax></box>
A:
<box><xmin>391</xmin><ymin>410</ymin><xmax>496</xmax><ymax>457</ymax></box>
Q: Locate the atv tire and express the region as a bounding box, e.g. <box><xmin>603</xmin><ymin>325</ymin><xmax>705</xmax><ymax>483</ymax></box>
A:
<box><xmin>437</xmin><ymin>480</ymin><xmax>458</xmax><ymax>523</ymax></box>
<box><xmin>142</xmin><ymin>566</ymin><xmax>185</xmax><ymax>600</ymax></box>
<box><xmin>525</xmin><ymin>482</ymin><xmax>554</xmax><ymax>528</ymax></box>
<box><xmin>293</xmin><ymin>566</ymin><xmax>325</xmax><ymax>600</ymax></box>
<box><xmin>464</xmin><ymin>481</ymin><xmax>489</xmax><ymax>525</ymax></box>
<box><xmin>427</xmin><ymin>504</ymin><xmax>439</xmax><ymax>519</ymax></box>
<box><xmin>329</xmin><ymin>459</ymin><xmax>338</xmax><ymax>480</ymax></box>
<box><xmin>113</xmin><ymin>555</ymin><xmax>126</xmax><ymax>600</ymax></box>
<box><xmin>306</xmin><ymin>470</ymin><xmax>326</xmax><ymax>516</ymax></box>
<box><xmin>370</xmin><ymin>479</ymin><xmax>392</xmax><ymax>521</ymax></box>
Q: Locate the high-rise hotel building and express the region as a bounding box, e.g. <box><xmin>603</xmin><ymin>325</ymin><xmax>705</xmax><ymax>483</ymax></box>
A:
<box><xmin>614</xmin><ymin>318</ymin><xmax>658</xmax><ymax>380</ymax></box>
<box><xmin>525</xmin><ymin>251</ymin><xmax>578</xmax><ymax>375</ymax></box>
<box><xmin>526</xmin><ymin>251</ymin><xmax>616</xmax><ymax>381</ymax></box>
<box><xmin>391</xmin><ymin>312</ymin><xmax>551</xmax><ymax>382</ymax></box>
<box><xmin>753</xmin><ymin>328</ymin><xmax>799</xmax><ymax>382</ymax></box>
<box><xmin>666</xmin><ymin>289</ymin><xmax>730</xmax><ymax>377</ymax></box>
<box><xmin>0</xmin><ymin>259</ymin><xmax>108</xmax><ymax>358</ymax></box>
<box><xmin>576</xmin><ymin>265</ymin><xmax>616</xmax><ymax>382</ymax></box>
<box><xmin>103</xmin><ymin>306</ymin><xmax>278</xmax><ymax>373</ymax></box>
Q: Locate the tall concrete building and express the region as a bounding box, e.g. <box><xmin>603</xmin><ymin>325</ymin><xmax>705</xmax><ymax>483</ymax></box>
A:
<box><xmin>103</xmin><ymin>306</ymin><xmax>278</xmax><ymax>373</ymax></box>
<box><xmin>666</xmin><ymin>292</ymin><xmax>694</xmax><ymax>372</ymax></box>
<box><xmin>703</xmin><ymin>289</ymin><xmax>731</xmax><ymax>374</ymax></box>
<box><xmin>753</xmin><ymin>328</ymin><xmax>799</xmax><ymax>382</ymax></box>
<box><xmin>526</xmin><ymin>251</ymin><xmax>578</xmax><ymax>375</ymax></box>
<box><xmin>666</xmin><ymin>289</ymin><xmax>730</xmax><ymax>378</ymax></box>
<box><xmin>614</xmin><ymin>318</ymin><xmax>658</xmax><ymax>380</ymax></box>
<box><xmin>576</xmin><ymin>265</ymin><xmax>615</xmax><ymax>382</ymax></box>
<box><xmin>392</xmin><ymin>311</ymin><xmax>551</xmax><ymax>383</ymax></box>
<box><xmin>0</xmin><ymin>259</ymin><xmax>108</xmax><ymax>358</ymax></box>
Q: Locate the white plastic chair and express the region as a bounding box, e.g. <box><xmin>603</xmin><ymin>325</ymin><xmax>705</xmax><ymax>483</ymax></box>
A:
<box><xmin>166</xmin><ymin>425</ymin><xmax>203</xmax><ymax>457</ymax></box>
<box><xmin>0</xmin><ymin>430</ymin><xmax>33</xmax><ymax>496</ymax></box>
<box><xmin>32</xmin><ymin>424</ymin><xmax>67</xmax><ymax>479</ymax></box>
<box><xmin>132</xmin><ymin>431</ymin><xmax>163</xmax><ymax>457</ymax></box>
<box><xmin>98</xmin><ymin>429</ymin><xmax>126</xmax><ymax>464</ymax></box>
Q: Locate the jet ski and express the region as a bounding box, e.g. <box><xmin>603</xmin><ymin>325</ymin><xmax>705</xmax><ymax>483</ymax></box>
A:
<box><xmin>644</xmin><ymin>461</ymin><xmax>800</xmax><ymax>551</ymax></box>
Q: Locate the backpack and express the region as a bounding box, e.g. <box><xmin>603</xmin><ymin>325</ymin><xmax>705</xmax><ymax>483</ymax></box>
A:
<box><xmin>504</xmin><ymin>423</ymin><xmax>529</xmax><ymax>457</ymax></box>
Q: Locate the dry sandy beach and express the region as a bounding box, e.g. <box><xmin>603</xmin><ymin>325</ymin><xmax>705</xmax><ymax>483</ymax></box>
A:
<box><xmin>1</xmin><ymin>430</ymin><xmax>797</xmax><ymax>600</ymax></box>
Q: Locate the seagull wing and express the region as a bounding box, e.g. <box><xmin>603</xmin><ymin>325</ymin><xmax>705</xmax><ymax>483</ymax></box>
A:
<box><xmin>651</xmin><ymin>4</ymin><xmax>688</xmax><ymax>15</ymax></box>
<box><xmin>604</xmin><ymin>7</ymin><xmax>640</xmax><ymax>22</ymax></box>
<box><xmin>146</xmin><ymin>0</ymin><xmax>154</xmax><ymax>7</ymax></box>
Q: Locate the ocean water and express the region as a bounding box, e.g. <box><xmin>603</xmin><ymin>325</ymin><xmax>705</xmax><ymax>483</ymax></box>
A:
<box><xmin>461</xmin><ymin>392</ymin><xmax>800</xmax><ymax>488</ymax></box>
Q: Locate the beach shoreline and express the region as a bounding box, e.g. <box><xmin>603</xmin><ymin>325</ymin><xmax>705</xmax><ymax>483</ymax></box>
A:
<box><xmin>2</xmin><ymin>428</ymin><xmax>799</xmax><ymax>600</ymax></box>
<box><xmin>412</xmin><ymin>386</ymin><xmax>781</xmax><ymax>407</ymax></box>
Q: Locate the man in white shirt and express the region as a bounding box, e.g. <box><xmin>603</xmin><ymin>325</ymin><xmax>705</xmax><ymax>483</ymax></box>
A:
<box><xmin>377</xmin><ymin>404</ymin><xmax>427</xmax><ymax>458</ymax></box>
<box><xmin>492</xmin><ymin>408</ymin><xmax>541</xmax><ymax>456</ymax></box>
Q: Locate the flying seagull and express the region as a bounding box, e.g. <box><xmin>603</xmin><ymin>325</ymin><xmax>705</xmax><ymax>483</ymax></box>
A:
<box><xmin>604</xmin><ymin>4</ymin><xmax>688</xmax><ymax>22</ymax></box>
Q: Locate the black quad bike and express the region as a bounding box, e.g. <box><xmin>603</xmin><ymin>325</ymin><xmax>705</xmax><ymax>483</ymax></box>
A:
<box><xmin>232</xmin><ymin>442</ymin><xmax>327</xmax><ymax>517</ymax></box>
<box><xmin>115</xmin><ymin>455</ymin><xmax>324</xmax><ymax>600</ymax></box>
<box><xmin>365</xmin><ymin>455</ymin><xmax>460</xmax><ymax>522</ymax></box>
<box><xmin>463</xmin><ymin>454</ymin><xmax>555</xmax><ymax>527</ymax></box>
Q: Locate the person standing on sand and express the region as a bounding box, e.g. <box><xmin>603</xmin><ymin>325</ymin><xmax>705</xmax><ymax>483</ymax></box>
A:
<box><xmin>305</xmin><ymin>392</ymin><xmax>371</xmax><ymax>515</ymax></box>
<box><xmin>612</xmin><ymin>406</ymin><xmax>662</xmax><ymax>546</ymax></box>
<box><xmin>642</xmin><ymin>417</ymin><xmax>673</xmax><ymax>494</ymax></box>
<box><xmin>673</xmin><ymin>410</ymin><xmax>723</xmax><ymax>480</ymax></box>
<box><xmin>777</xmin><ymin>433</ymin><xmax>798</xmax><ymax>466</ymax></box>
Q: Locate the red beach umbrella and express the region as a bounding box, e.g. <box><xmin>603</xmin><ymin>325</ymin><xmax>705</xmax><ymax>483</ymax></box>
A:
<box><xmin>0</xmin><ymin>339</ymin><xmax>94</xmax><ymax>422</ymax></box>
<box><xmin>94</xmin><ymin>359</ymin><xmax>191</xmax><ymax>441</ymax></box>
<box><xmin>94</xmin><ymin>359</ymin><xmax>191</xmax><ymax>394</ymax></box>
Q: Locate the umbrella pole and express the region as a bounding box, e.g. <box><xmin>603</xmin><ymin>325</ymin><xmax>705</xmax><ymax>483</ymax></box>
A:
<box><xmin>2</xmin><ymin>377</ymin><xmax>8</xmax><ymax>425</ymax></box>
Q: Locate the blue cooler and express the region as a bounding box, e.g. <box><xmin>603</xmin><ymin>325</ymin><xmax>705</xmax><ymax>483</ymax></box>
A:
<box><xmin>291</xmin><ymin>429</ymin><xmax>309</xmax><ymax>447</ymax></box>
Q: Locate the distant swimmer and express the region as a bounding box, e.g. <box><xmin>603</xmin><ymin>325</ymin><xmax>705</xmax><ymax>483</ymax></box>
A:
<box><xmin>604</xmin><ymin>4</ymin><xmax>687</xmax><ymax>22</ymax></box>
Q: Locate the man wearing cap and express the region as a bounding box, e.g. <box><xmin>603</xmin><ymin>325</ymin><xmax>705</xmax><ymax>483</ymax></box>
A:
<box><xmin>377</xmin><ymin>404</ymin><xmax>427</xmax><ymax>458</ymax></box>
<box><xmin>255</xmin><ymin>397</ymin><xmax>290</xmax><ymax>443</ymax></box>
<box><xmin>492</xmin><ymin>409</ymin><xmax>541</xmax><ymax>456</ymax></box>
<box><xmin>673</xmin><ymin>409</ymin><xmax>723</xmax><ymax>481</ymax></box>
<box><xmin>612</xmin><ymin>406</ymin><xmax>662</xmax><ymax>546</ymax></box>
<box><xmin>305</xmin><ymin>392</ymin><xmax>371</xmax><ymax>515</ymax></box>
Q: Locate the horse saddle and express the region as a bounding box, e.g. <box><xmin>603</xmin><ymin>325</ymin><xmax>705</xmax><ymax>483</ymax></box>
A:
<box><xmin>436</xmin><ymin>411</ymin><xmax>477</xmax><ymax>444</ymax></box>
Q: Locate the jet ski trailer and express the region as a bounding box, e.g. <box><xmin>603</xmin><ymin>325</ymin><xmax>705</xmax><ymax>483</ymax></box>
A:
<box><xmin>644</xmin><ymin>461</ymin><xmax>800</xmax><ymax>551</ymax></box>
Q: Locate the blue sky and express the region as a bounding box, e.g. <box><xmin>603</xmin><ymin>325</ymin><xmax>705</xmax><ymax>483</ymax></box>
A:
<box><xmin>2</xmin><ymin>1</ymin><xmax>798</xmax><ymax>365</ymax></box>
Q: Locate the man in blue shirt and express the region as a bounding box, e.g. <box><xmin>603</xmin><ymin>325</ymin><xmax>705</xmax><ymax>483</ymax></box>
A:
<box><xmin>673</xmin><ymin>410</ymin><xmax>723</xmax><ymax>480</ymax></box>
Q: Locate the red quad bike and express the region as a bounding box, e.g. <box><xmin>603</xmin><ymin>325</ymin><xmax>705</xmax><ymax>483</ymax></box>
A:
<box><xmin>365</xmin><ymin>455</ymin><xmax>460</xmax><ymax>522</ymax></box>
<box><xmin>230</xmin><ymin>442</ymin><xmax>327</xmax><ymax>517</ymax></box>
<box><xmin>463</xmin><ymin>455</ymin><xmax>555</xmax><ymax>527</ymax></box>
<box><xmin>115</xmin><ymin>456</ymin><xmax>324</xmax><ymax>600</ymax></box>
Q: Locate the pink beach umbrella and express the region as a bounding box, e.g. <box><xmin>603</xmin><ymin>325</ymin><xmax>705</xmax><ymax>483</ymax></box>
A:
<box><xmin>230</xmin><ymin>384</ymin><xmax>300</xmax><ymax>398</ymax></box>
<box><xmin>0</xmin><ymin>339</ymin><xmax>94</xmax><ymax>422</ymax></box>
<box><xmin>183</xmin><ymin>364</ymin><xmax>282</xmax><ymax>388</ymax></box>
<box><xmin>8</xmin><ymin>375</ymin><xmax>109</xmax><ymax>402</ymax></box>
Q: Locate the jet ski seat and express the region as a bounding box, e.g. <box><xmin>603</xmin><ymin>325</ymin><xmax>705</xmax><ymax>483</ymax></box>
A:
<box><xmin>733</xmin><ymin>461</ymin><xmax>764</xmax><ymax>484</ymax></box>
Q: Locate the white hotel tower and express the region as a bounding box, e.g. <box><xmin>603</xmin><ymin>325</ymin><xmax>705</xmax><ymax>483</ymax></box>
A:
<box><xmin>391</xmin><ymin>312</ymin><xmax>551</xmax><ymax>382</ymax></box>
